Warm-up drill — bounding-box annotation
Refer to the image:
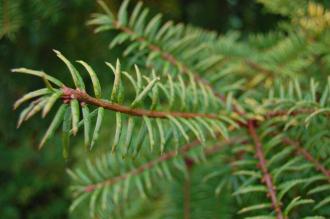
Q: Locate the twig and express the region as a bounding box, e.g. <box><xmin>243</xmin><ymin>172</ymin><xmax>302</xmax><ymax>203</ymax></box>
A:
<box><xmin>247</xmin><ymin>120</ymin><xmax>284</xmax><ymax>219</ymax></box>
<box><xmin>84</xmin><ymin>137</ymin><xmax>243</xmax><ymax>192</ymax></box>
<box><xmin>283</xmin><ymin>137</ymin><xmax>330</xmax><ymax>182</ymax></box>
<box><xmin>62</xmin><ymin>86</ymin><xmax>218</xmax><ymax>119</ymax></box>
<box><xmin>112</xmin><ymin>21</ymin><xmax>245</xmax><ymax>116</ymax></box>
<box><xmin>265</xmin><ymin>109</ymin><xmax>330</xmax><ymax>118</ymax></box>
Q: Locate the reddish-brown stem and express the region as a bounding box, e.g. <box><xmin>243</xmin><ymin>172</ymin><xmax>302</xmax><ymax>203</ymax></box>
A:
<box><xmin>84</xmin><ymin>137</ymin><xmax>243</xmax><ymax>193</ymax></box>
<box><xmin>283</xmin><ymin>137</ymin><xmax>330</xmax><ymax>182</ymax></box>
<box><xmin>265</xmin><ymin>109</ymin><xmax>330</xmax><ymax>118</ymax></box>
<box><xmin>247</xmin><ymin>120</ymin><xmax>284</xmax><ymax>219</ymax></box>
<box><xmin>63</xmin><ymin>85</ymin><xmax>328</xmax><ymax>122</ymax></box>
<box><xmin>62</xmin><ymin>86</ymin><xmax>218</xmax><ymax>119</ymax></box>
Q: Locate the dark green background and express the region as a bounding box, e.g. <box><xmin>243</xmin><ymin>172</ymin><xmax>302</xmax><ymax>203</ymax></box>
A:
<box><xmin>0</xmin><ymin>0</ymin><xmax>284</xmax><ymax>218</ymax></box>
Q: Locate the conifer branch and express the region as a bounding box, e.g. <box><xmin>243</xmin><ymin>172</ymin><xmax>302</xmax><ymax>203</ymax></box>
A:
<box><xmin>265</xmin><ymin>109</ymin><xmax>330</xmax><ymax>118</ymax></box>
<box><xmin>111</xmin><ymin>14</ymin><xmax>307</xmax><ymax>118</ymax></box>
<box><xmin>247</xmin><ymin>120</ymin><xmax>284</xmax><ymax>219</ymax></box>
<box><xmin>62</xmin><ymin>86</ymin><xmax>218</xmax><ymax>119</ymax></box>
<box><xmin>110</xmin><ymin>20</ymin><xmax>248</xmax><ymax>115</ymax></box>
<box><xmin>66</xmin><ymin>81</ymin><xmax>329</xmax><ymax>122</ymax></box>
<box><xmin>84</xmin><ymin>140</ymin><xmax>200</xmax><ymax>193</ymax></box>
<box><xmin>12</xmin><ymin>1</ymin><xmax>330</xmax><ymax>217</ymax></box>
<box><xmin>113</xmin><ymin>20</ymin><xmax>208</xmax><ymax>84</ymax></box>
<box><xmin>283</xmin><ymin>137</ymin><xmax>330</xmax><ymax>182</ymax></box>
<box><xmin>83</xmin><ymin>137</ymin><xmax>242</xmax><ymax>193</ymax></box>
<box><xmin>133</xmin><ymin>29</ymin><xmax>329</xmax><ymax>121</ymax></box>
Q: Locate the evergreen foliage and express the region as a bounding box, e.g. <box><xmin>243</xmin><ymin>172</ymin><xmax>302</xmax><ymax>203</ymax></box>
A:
<box><xmin>0</xmin><ymin>0</ymin><xmax>63</xmax><ymax>39</ymax></box>
<box><xmin>13</xmin><ymin>0</ymin><xmax>330</xmax><ymax>218</ymax></box>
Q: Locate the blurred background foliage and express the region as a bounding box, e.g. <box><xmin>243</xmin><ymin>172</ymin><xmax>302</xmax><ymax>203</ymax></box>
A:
<box><xmin>2</xmin><ymin>0</ymin><xmax>326</xmax><ymax>218</ymax></box>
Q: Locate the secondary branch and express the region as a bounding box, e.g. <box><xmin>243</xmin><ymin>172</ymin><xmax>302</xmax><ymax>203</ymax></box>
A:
<box><xmin>62</xmin><ymin>86</ymin><xmax>218</xmax><ymax>119</ymax></box>
<box><xmin>83</xmin><ymin>137</ymin><xmax>242</xmax><ymax>193</ymax></box>
<box><xmin>283</xmin><ymin>137</ymin><xmax>330</xmax><ymax>182</ymax></box>
<box><xmin>265</xmin><ymin>109</ymin><xmax>330</xmax><ymax>118</ymax></box>
<box><xmin>112</xmin><ymin>20</ymin><xmax>245</xmax><ymax>116</ymax></box>
<box><xmin>247</xmin><ymin>120</ymin><xmax>284</xmax><ymax>219</ymax></box>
